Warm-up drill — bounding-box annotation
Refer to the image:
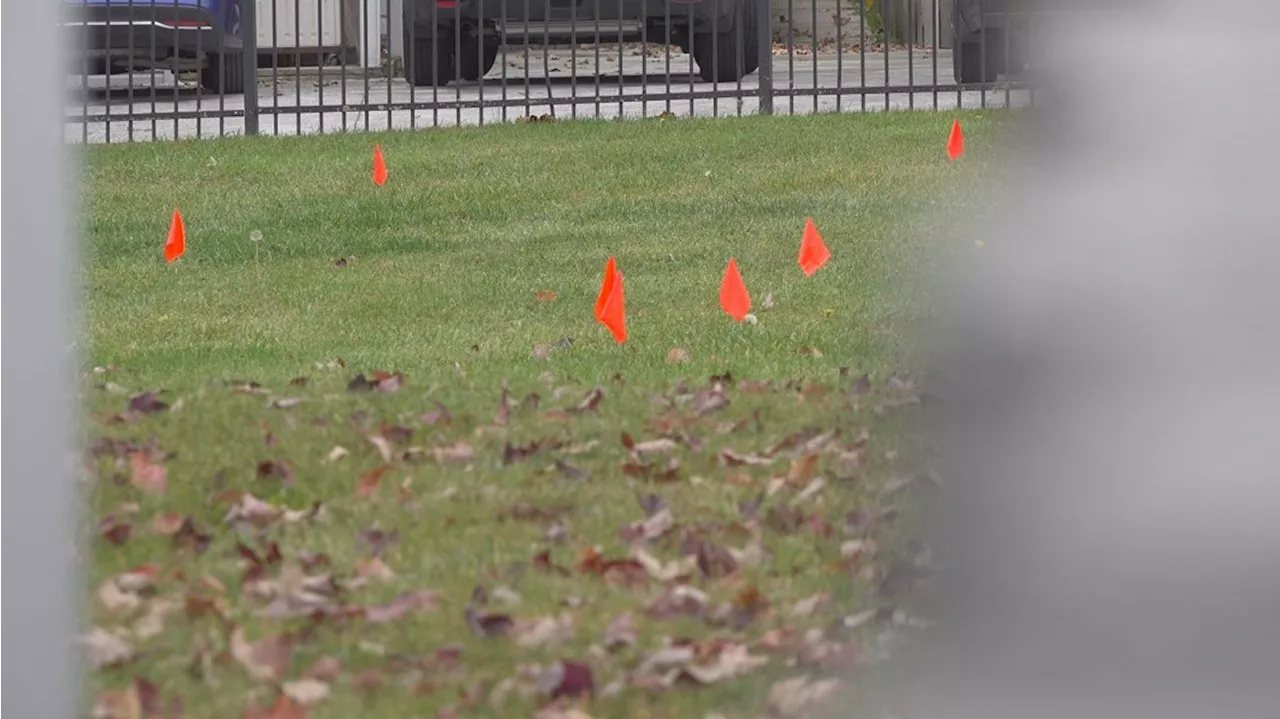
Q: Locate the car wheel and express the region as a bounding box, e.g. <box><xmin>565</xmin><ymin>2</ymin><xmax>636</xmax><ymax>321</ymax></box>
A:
<box><xmin>200</xmin><ymin>51</ymin><xmax>245</xmax><ymax>94</ymax></box>
<box><xmin>954</xmin><ymin>32</ymin><xmax>1004</xmax><ymax>85</ymax></box>
<box><xmin>406</xmin><ymin>26</ymin><xmax>457</xmax><ymax>86</ymax></box>
<box><xmin>458</xmin><ymin>34</ymin><xmax>500</xmax><ymax>82</ymax></box>
<box><xmin>692</xmin><ymin>0</ymin><xmax>758</xmax><ymax>83</ymax></box>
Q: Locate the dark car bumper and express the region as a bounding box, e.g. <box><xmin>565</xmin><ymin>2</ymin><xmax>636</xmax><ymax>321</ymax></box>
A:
<box><xmin>63</xmin><ymin>2</ymin><xmax>239</xmax><ymax>67</ymax></box>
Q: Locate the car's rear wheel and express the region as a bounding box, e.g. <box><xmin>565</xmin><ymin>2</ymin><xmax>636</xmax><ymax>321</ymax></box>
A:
<box><xmin>458</xmin><ymin>34</ymin><xmax>500</xmax><ymax>82</ymax></box>
<box><xmin>954</xmin><ymin>32</ymin><xmax>1004</xmax><ymax>85</ymax></box>
<box><xmin>200</xmin><ymin>51</ymin><xmax>245</xmax><ymax>94</ymax></box>
<box><xmin>692</xmin><ymin>0</ymin><xmax>758</xmax><ymax>83</ymax></box>
<box><xmin>406</xmin><ymin>26</ymin><xmax>457</xmax><ymax>87</ymax></box>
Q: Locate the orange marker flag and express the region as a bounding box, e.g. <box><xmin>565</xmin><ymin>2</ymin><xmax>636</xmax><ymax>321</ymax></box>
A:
<box><xmin>165</xmin><ymin>208</ymin><xmax>185</xmax><ymax>263</ymax></box>
<box><xmin>798</xmin><ymin>217</ymin><xmax>831</xmax><ymax>276</ymax></box>
<box><xmin>719</xmin><ymin>257</ymin><xmax>751</xmax><ymax>322</ymax></box>
<box><xmin>372</xmin><ymin>143</ymin><xmax>388</xmax><ymax>186</ymax></box>
<box><xmin>594</xmin><ymin>256</ymin><xmax>618</xmax><ymax>322</ymax></box>
<box><xmin>946</xmin><ymin>118</ymin><xmax>965</xmax><ymax>161</ymax></box>
<box><xmin>599</xmin><ymin>271</ymin><xmax>627</xmax><ymax>344</ymax></box>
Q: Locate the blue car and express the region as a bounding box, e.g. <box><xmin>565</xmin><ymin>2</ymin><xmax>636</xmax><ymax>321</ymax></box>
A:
<box><xmin>65</xmin><ymin>0</ymin><xmax>246</xmax><ymax>93</ymax></box>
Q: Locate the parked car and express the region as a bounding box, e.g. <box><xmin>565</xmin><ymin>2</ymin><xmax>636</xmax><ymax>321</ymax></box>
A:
<box><xmin>64</xmin><ymin>0</ymin><xmax>246</xmax><ymax>93</ymax></box>
<box><xmin>952</xmin><ymin>0</ymin><xmax>1033</xmax><ymax>84</ymax></box>
<box><xmin>402</xmin><ymin>0</ymin><xmax>760</xmax><ymax>86</ymax></box>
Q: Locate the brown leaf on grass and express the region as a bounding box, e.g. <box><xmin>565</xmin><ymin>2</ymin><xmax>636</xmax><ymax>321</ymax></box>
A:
<box><xmin>500</xmin><ymin>502</ymin><xmax>572</xmax><ymax>522</ymax></box>
<box><xmin>127</xmin><ymin>390</ymin><xmax>170</xmax><ymax>415</ymax></box>
<box><xmin>768</xmin><ymin>677</ymin><xmax>843</xmax><ymax>718</ymax></box>
<box><xmin>720</xmin><ymin>448</ymin><xmax>774</xmax><ymax>467</ymax></box>
<box><xmin>577</xmin><ymin>548</ymin><xmax>649</xmax><ymax>589</ymax></box>
<box><xmin>538</xmin><ymin>661</ymin><xmax>595</xmax><ymax>699</ymax></box>
<box><xmin>798</xmin><ymin>346</ymin><xmax>824</xmax><ymax>359</ymax></box>
<box><xmin>619</xmin><ymin>507</ymin><xmax>674</xmax><ymax>544</ymax></box>
<box><xmin>692</xmin><ymin>384</ymin><xmax>730</xmax><ymax>416</ymax></box>
<box><xmin>230</xmin><ymin>627</ymin><xmax>294</xmax><ymax>682</ymax></box>
<box><xmin>670</xmin><ymin>642</ymin><xmax>770</xmax><ymax>685</ymax></box>
<box><xmin>357</xmin><ymin>526</ymin><xmax>400</xmax><ymax>556</ymax></box>
<box><xmin>420</xmin><ymin>401</ymin><xmax>453</xmax><ymax>426</ymax></box>
<box><xmin>465</xmin><ymin>607</ymin><xmax>515</xmax><ymax>637</ymax></box>
<box><xmin>347</xmin><ymin>371</ymin><xmax>405</xmax><ymax>393</ymax></box>
<box><xmin>647</xmin><ymin>585</ymin><xmax>710</xmax><ymax>620</ymax></box>
<box><xmin>257</xmin><ymin>460</ymin><xmax>294</xmax><ymax>485</ymax></box>
<box><xmin>303</xmin><ymin>655</ymin><xmax>343</xmax><ymax>682</ymax></box>
<box><xmin>432</xmin><ymin>441</ymin><xmax>475</xmax><ymax>464</ymax></box>
<box><xmin>353</xmin><ymin>557</ymin><xmax>396</xmax><ymax>584</ymax></box>
<box><xmin>503</xmin><ymin>437</ymin><xmax>561</xmax><ymax>465</ymax></box>
<box><xmin>691</xmin><ymin>538</ymin><xmax>739</xmax><ymax>579</ymax></box>
<box><xmin>282</xmin><ymin>678</ymin><xmax>331</xmax><ymax>706</ymax></box>
<box><xmin>353</xmin><ymin>668</ymin><xmax>384</xmax><ymax>692</ymax></box>
<box><xmin>786</xmin><ymin>453</ymin><xmax>821</xmax><ymax>486</ymax></box>
<box><xmin>222</xmin><ymin>492</ymin><xmax>283</xmax><ymax>529</ymax></box>
<box><xmin>493</xmin><ymin>387</ymin><xmax>513</xmax><ymax>426</ymax></box>
<box><xmin>129</xmin><ymin>452</ymin><xmax>168</xmax><ymax>495</ymax></box>
<box><xmin>632</xmin><ymin>437</ymin><xmax>679</xmax><ymax>455</ymax></box>
<box><xmin>633</xmin><ymin>548</ymin><xmax>698</xmax><ymax>583</ymax></box>
<box><xmin>91</xmin><ymin>686</ymin><xmax>143</xmax><ymax>719</ymax></box>
<box><xmin>666</xmin><ymin>347</ymin><xmax>691</xmax><ymax>364</ymax></box>
<box><xmin>82</xmin><ymin>627</ymin><xmax>135</xmax><ymax>669</ymax></box>
<box><xmin>535</xmin><ymin>289</ymin><xmax>559</xmax><ymax>302</ymax></box>
<box><xmin>533</xmin><ymin>550</ymin><xmax>571</xmax><ymax>577</ymax></box>
<box><xmin>355</xmin><ymin>465</ymin><xmax>390</xmax><ymax>498</ymax></box>
<box><xmin>603</xmin><ymin>612</ymin><xmax>637</xmax><ymax>650</ymax></box>
<box><xmin>572</xmin><ymin>387</ymin><xmax>605</xmax><ymax>413</ymax></box>
<box><xmin>271</xmin><ymin>396</ymin><xmax>305</xmax><ymax>409</ymax></box>
<box><xmin>149</xmin><ymin>511</ymin><xmax>185</xmax><ymax>535</ymax></box>
<box><xmin>243</xmin><ymin>694</ymin><xmax>308</xmax><ymax>719</ymax></box>
<box><xmin>173</xmin><ymin>516</ymin><xmax>213</xmax><ymax>553</ymax></box>
<box><xmin>513</xmin><ymin>613</ymin><xmax>576</xmax><ymax>648</ymax></box>
<box><xmin>550</xmin><ymin>459</ymin><xmax>589</xmax><ymax>481</ymax></box>
<box><xmin>361</xmin><ymin>590</ymin><xmax>438</xmax><ymax>622</ymax></box>
<box><xmin>99</xmin><ymin>511</ymin><xmax>134</xmax><ymax>545</ymax></box>
<box><xmin>789</xmin><ymin>591</ymin><xmax>834</xmax><ymax>618</ymax></box>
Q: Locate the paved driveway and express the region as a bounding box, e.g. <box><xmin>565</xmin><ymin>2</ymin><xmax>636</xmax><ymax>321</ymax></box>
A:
<box><xmin>66</xmin><ymin>47</ymin><xmax>1030</xmax><ymax>142</ymax></box>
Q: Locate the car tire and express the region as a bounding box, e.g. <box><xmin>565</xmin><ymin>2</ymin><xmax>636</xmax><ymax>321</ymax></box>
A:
<box><xmin>954</xmin><ymin>33</ymin><xmax>1003</xmax><ymax>85</ymax></box>
<box><xmin>406</xmin><ymin>27</ymin><xmax>457</xmax><ymax>86</ymax></box>
<box><xmin>200</xmin><ymin>51</ymin><xmax>245</xmax><ymax>94</ymax></box>
<box><xmin>692</xmin><ymin>0</ymin><xmax>758</xmax><ymax>83</ymax></box>
<box><xmin>458</xmin><ymin>34</ymin><xmax>500</xmax><ymax>82</ymax></box>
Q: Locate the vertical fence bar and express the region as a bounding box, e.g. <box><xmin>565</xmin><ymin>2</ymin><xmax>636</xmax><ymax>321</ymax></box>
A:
<box><xmin>662</xmin><ymin>1</ymin><xmax>671</xmax><ymax>115</ymax></box>
<box><xmin>785</xmin><ymin>0</ymin><xmax>793</xmax><ymax>114</ymax></box>
<box><xmin>881</xmin><ymin>1</ymin><xmax>888</xmax><ymax>111</ymax></box>
<box><xmin>569</xmin><ymin>0</ymin><xmax>578</xmax><ymax>120</ymax></box>
<box><xmin>501</xmin><ymin>3</ymin><xmax>510</xmax><ymax>123</ymax></box>
<box><xmin>733</xmin><ymin>0</ymin><xmax>742</xmax><ymax>116</ymax></box>
<box><xmin>431</xmin><ymin>1</ymin><xmax>441</xmax><ymax>127</ymax></box>
<box><xmin>527</xmin><ymin>0</ymin><xmax>536</xmax><ymax>118</ymax></box>
<box><xmin>295</xmin><ymin>0</ymin><xmax>303</xmax><ymax>133</ymax></box>
<box><xmin>1003</xmin><ymin>9</ymin><xmax>1011</xmax><ymax>107</ymax></box>
<box><xmin>386</xmin><ymin>0</ymin><xmax>394</xmax><ymax>131</ymax></box>
<box><xmin>243</xmin><ymin>0</ymin><xmax>260</xmax><ymax>134</ymax></box>
<box><xmin>685</xmin><ymin>3</ymin><xmax>693</xmax><ymax>116</ymax></box>
<box><xmin>478</xmin><ymin>0</ymin><xmax>487</xmax><ymax>126</ymax></box>
<box><xmin>126</xmin><ymin>0</ymin><xmax>136</xmax><ymax>141</ymax></box>
<box><xmin>978</xmin><ymin>0</ymin><xmax>986</xmax><ymax>108</ymax></box>
<box><xmin>340</xmin><ymin>0</ymin><xmax>349</xmax><ymax>130</ymax></box>
<box><xmin>906</xmin><ymin>0</ymin><xmax>913</xmax><ymax>110</ymax></box>
<box><xmin>170</xmin><ymin>0</ymin><xmax>180</xmax><ymax>139</ymax></box>
<box><xmin>593</xmin><ymin>0</ymin><xmax>602</xmax><ymax>118</ymax></box>
<box><xmin>318</xmin><ymin>0</ymin><xmax>325</xmax><ymax>133</ymax></box>
<box><xmin>82</xmin><ymin>0</ymin><xmax>90</xmax><ymax>144</ymax></box>
<box><xmin>931</xmin><ymin>0</ymin><xmax>938</xmax><ymax>109</ymax></box>
<box><xmin>809</xmin><ymin>0</ymin><xmax>817</xmax><ymax>113</ymax></box>
<box><xmin>195</xmin><ymin>4</ymin><xmax>205</xmax><ymax>139</ymax></box>
<box><xmin>755</xmin><ymin>0</ymin><xmax>772</xmax><ymax>114</ymax></box>
<box><xmin>272</xmin><ymin>0</ymin><xmax>281</xmax><ymax>134</ymax></box>
<box><xmin>218</xmin><ymin>0</ymin><xmax>226</xmax><ymax>136</ymax></box>
<box><xmin>453</xmin><ymin>5</ymin><xmax>461</xmax><ymax>126</ymax></box>
<box><xmin>835</xmin><ymin>0</ymin><xmax>843</xmax><ymax>113</ymax></box>
<box><xmin>365</xmin><ymin>0</ymin><xmax>374</xmax><ymax>130</ymax></box>
<box><xmin>542</xmin><ymin>0</ymin><xmax>555</xmax><ymax>119</ymax></box>
<box><xmin>617</xmin><ymin>0</ymin><xmax>625</xmax><ymax>119</ymax></box>
<box><xmin>641</xmin><ymin>0</ymin><xmax>649</xmax><ymax>118</ymax></box>
<box><xmin>104</xmin><ymin>0</ymin><xmax>114</xmax><ymax>143</ymax></box>
<box><xmin>858</xmin><ymin>0</ymin><xmax>865</xmax><ymax>112</ymax></box>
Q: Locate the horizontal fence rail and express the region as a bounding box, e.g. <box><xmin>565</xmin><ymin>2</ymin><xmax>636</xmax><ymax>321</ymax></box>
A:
<box><xmin>64</xmin><ymin>0</ymin><xmax>1040</xmax><ymax>142</ymax></box>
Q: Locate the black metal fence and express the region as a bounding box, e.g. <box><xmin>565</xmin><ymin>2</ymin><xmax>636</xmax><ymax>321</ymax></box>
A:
<box><xmin>64</xmin><ymin>0</ymin><xmax>1037</xmax><ymax>142</ymax></box>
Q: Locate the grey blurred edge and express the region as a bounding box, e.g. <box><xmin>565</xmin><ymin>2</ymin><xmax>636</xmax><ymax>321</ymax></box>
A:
<box><xmin>2</xmin><ymin>0</ymin><xmax>81</xmax><ymax>717</ymax></box>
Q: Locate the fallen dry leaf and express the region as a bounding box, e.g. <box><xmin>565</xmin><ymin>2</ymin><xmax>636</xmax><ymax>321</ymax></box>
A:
<box><xmin>303</xmin><ymin>655</ymin><xmax>344</xmax><ymax>682</ymax></box>
<box><xmin>539</xmin><ymin>660</ymin><xmax>595</xmax><ymax>699</ymax></box>
<box><xmin>128</xmin><ymin>452</ymin><xmax>167</xmax><ymax>495</ymax></box>
<box><xmin>361</xmin><ymin>590</ymin><xmax>438</xmax><ymax>622</ymax></box>
<box><xmin>230</xmin><ymin>627</ymin><xmax>293</xmax><ymax>682</ymax></box>
<box><xmin>535</xmin><ymin>289</ymin><xmax>559</xmax><ymax>302</ymax></box>
<box><xmin>355</xmin><ymin>465</ymin><xmax>390</xmax><ymax>498</ymax></box>
<box><xmin>257</xmin><ymin>459</ymin><xmax>294</xmax><ymax>485</ymax></box>
<box><xmin>82</xmin><ymin>627</ymin><xmax>135</xmax><ymax>669</ymax></box>
<box><xmin>243</xmin><ymin>694</ymin><xmax>308</xmax><ymax>719</ymax></box>
<box><xmin>325</xmin><ymin>445</ymin><xmax>349</xmax><ymax>462</ymax></box>
<box><xmin>603</xmin><ymin>612</ymin><xmax>637</xmax><ymax>650</ymax></box>
<box><xmin>282</xmin><ymin>678</ymin><xmax>331</xmax><ymax>706</ymax></box>
<box><xmin>768</xmin><ymin>676</ymin><xmax>842</xmax><ymax>717</ymax></box>
<box><xmin>271</xmin><ymin>396</ymin><xmax>305</xmax><ymax>409</ymax></box>
<box><xmin>127</xmin><ymin>390</ymin><xmax>170</xmax><ymax>415</ymax></box>
<box><xmin>433</xmin><ymin>441</ymin><xmax>475</xmax><ymax>464</ymax></box>
<box><xmin>572</xmin><ymin>387</ymin><xmax>605</xmax><ymax>413</ymax></box>
<box><xmin>465</xmin><ymin>607</ymin><xmax>515</xmax><ymax>637</ymax></box>
<box><xmin>513</xmin><ymin>613</ymin><xmax>576</xmax><ymax>648</ymax></box>
<box><xmin>149</xmin><ymin>511</ymin><xmax>185</xmax><ymax>535</ymax></box>
<box><xmin>666</xmin><ymin>347</ymin><xmax>691</xmax><ymax>364</ymax></box>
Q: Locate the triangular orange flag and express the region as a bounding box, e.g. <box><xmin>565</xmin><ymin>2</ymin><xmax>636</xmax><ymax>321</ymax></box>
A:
<box><xmin>372</xmin><ymin>143</ymin><xmax>388</xmax><ymax>186</ymax></box>
<box><xmin>594</xmin><ymin>256</ymin><xmax>618</xmax><ymax>322</ymax></box>
<box><xmin>719</xmin><ymin>257</ymin><xmax>751</xmax><ymax>322</ymax></box>
<box><xmin>798</xmin><ymin>217</ymin><xmax>831</xmax><ymax>276</ymax></box>
<box><xmin>165</xmin><ymin>208</ymin><xmax>185</xmax><ymax>263</ymax></box>
<box><xmin>600</xmin><ymin>271</ymin><xmax>627</xmax><ymax>344</ymax></box>
<box><xmin>946</xmin><ymin>118</ymin><xmax>964</xmax><ymax>161</ymax></box>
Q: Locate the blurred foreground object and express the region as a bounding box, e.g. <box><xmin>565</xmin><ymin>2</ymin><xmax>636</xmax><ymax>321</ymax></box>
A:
<box><xmin>3</xmin><ymin>0</ymin><xmax>81</xmax><ymax>717</ymax></box>
<box><xmin>918</xmin><ymin>2</ymin><xmax>1280</xmax><ymax>718</ymax></box>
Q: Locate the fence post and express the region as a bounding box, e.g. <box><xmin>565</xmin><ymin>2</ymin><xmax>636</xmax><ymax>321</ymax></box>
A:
<box><xmin>755</xmin><ymin>0</ymin><xmax>773</xmax><ymax>115</ymax></box>
<box><xmin>241</xmin><ymin>0</ymin><xmax>260</xmax><ymax>135</ymax></box>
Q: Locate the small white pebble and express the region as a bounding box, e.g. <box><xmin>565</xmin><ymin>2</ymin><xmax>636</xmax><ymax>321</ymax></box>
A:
<box><xmin>743</xmin><ymin>313</ymin><xmax>758</xmax><ymax>325</ymax></box>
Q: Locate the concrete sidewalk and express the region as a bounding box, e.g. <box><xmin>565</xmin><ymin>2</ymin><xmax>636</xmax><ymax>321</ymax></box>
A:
<box><xmin>65</xmin><ymin>48</ymin><xmax>1029</xmax><ymax>142</ymax></box>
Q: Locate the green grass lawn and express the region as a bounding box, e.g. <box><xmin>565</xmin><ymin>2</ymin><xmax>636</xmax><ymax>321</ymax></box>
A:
<box><xmin>80</xmin><ymin>111</ymin><xmax>996</xmax><ymax>719</ymax></box>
